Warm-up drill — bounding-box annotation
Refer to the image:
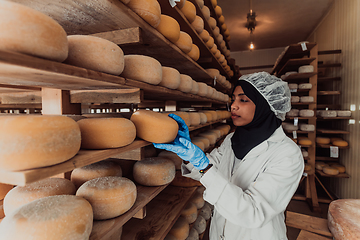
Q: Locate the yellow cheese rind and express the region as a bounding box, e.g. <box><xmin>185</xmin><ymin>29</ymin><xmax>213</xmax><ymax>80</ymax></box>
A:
<box><xmin>0</xmin><ymin>1</ymin><xmax>68</xmax><ymax>62</ymax></box>
<box><xmin>201</xmin><ymin>6</ymin><xmax>211</xmax><ymax>20</ymax></box>
<box><xmin>121</xmin><ymin>55</ymin><xmax>162</xmax><ymax>85</ymax></box>
<box><xmin>191</xmin><ymin>16</ymin><xmax>204</xmax><ymax>34</ymax></box>
<box><xmin>76</xmin><ymin>176</ymin><xmax>137</xmax><ymax>220</ymax></box>
<box><xmin>127</xmin><ymin>0</ymin><xmax>161</xmax><ymax>28</ymax></box>
<box><xmin>130</xmin><ymin>110</ymin><xmax>179</xmax><ymax>143</ymax></box>
<box><xmin>0</xmin><ymin>195</ymin><xmax>93</xmax><ymax>240</ymax></box>
<box><xmin>180</xmin><ymin>1</ymin><xmax>196</xmax><ymax>23</ymax></box>
<box><xmin>70</xmin><ymin>160</ymin><xmax>123</xmax><ymax>189</ymax></box>
<box><xmin>187</xmin><ymin>44</ymin><xmax>200</xmax><ymax>61</ymax></box>
<box><xmin>197</xmin><ymin>83</ymin><xmax>208</xmax><ymax>97</ymax></box>
<box><xmin>190</xmin><ymin>81</ymin><xmax>199</xmax><ymax>95</ymax></box>
<box><xmin>160</xmin><ymin>67</ymin><xmax>181</xmax><ymax>89</ymax></box>
<box><xmin>0</xmin><ymin>115</ymin><xmax>81</xmax><ymax>171</ymax></box>
<box><xmin>78</xmin><ymin>118</ymin><xmax>136</xmax><ymax>149</ymax></box>
<box><xmin>169</xmin><ymin>216</ymin><xmax>190</xmax><ymax>240</ymax></box>
<box><xmin>178</xmin><ymin>74</ymin><xmax>194</xmax><ymax>93</ymax></box>
<box><xmin>174</xmin><ymin>31</ymin><xmax>193</xmax><ymax>54</ymax></box>
<box><xmin>323</xmin><ymin>166</ymin><xmax>339</xmax><ymax>175</ymax></box>
<box><xmin>158</xmin><ymin>151</ymin><xmax>183</xmax><ymax>170</ymax></box>
<box><xmin>4</xmin><ymin>178</ymin><xmax>76</xmax><ymax>216</ymax></box>
<box><xmin>181</xmin><ymin>202</ymin><xmax>198</xmax><ymax>224</ymax></box>
<box><xmin>65</xmin><ymin>35</ymin><xmax>124</xmax><ymax>75</ymax></box>
<box><xmin>156</xmin><ymin>15</ymin><xmax>181</xmax><ymax>43</ymax></box>
<box><xmin>133</xmin><ymin>157</ymin><xmax>176</xmax><ymax>186</ymax></box>
<box><xmin>199</xmin><ymin>30</ymin><xmax>210</xmax><ymax>42</ymax></box>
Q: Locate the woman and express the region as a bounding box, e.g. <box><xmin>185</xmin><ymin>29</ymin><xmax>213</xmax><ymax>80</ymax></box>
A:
<box><xmin>154</xmin><ymin>72</ymin><xmax>304</xmax><ymax>240</ymax></box>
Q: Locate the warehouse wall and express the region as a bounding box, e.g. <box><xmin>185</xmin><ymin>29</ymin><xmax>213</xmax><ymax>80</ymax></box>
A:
<box><xmin>307</xmin><ymin>0</ymin><xmax>360</xmax><ymax>199</ymax></box>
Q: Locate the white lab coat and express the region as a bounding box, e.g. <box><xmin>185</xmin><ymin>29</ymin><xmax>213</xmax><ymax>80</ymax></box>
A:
<box><xmin>181</xmin><ymin>126</ymin><xmax>304</xmax><ymax>240</ymax></box>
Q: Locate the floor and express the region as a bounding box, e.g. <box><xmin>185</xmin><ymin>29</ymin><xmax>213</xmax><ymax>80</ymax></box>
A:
<box><xmin>201</xmin><ymin>199</ymin><xmax>330</xmax><ymax>240</ymax></box>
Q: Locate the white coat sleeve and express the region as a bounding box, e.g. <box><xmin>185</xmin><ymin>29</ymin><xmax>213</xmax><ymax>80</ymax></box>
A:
<box><xmin>200</xmin><ymin>141</ymin><xmax>304</xmax><ymax>228</ymax></box>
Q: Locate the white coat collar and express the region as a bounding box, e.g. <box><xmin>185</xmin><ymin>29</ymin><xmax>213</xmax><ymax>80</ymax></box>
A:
<box><xmin>242</xmin><ymin>126</ymin><xmax>286</xmax><ymax>159</ymax></box>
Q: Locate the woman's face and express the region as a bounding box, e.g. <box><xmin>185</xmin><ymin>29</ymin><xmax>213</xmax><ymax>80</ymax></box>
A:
<box><xmin>231</xmin><ymin>86</ymin><xmax>256</xmax><ymax>126</ymax></box>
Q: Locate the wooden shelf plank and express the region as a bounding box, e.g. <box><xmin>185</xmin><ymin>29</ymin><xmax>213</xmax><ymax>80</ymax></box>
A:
<box><xmin>318</xmin><ymin>50</ymin><xmax>342</xmax><ymax>55</ymax></box>
<box><xmin>278</xmin><ymin>57</ymin><xmax>316</xmax><ymax>76</ymax></box>
<box><xmin>122</xmin><ymin>186</ymin><xmax>197</xmax><ymax>240</ymax></box>
<box><xmin>318</xmin><ymin>63</ymin><xmax>342</xmax><ymax>68</ymax></box>
<box><xmin>317</xmin><ymin>144</ymin><xmax>349</xmax><ymax>149</ymax></box>
<box><xmin>317</xmin><ymin>116</ymin><xmax>351</xmax><ymax>120</ymax></box>
<box><xmin>0</xmin><ymin>139</ymin><xmax>151</xmax><ymax>186</ymax></box>
<box><xmin>317</xmin><ymin>129</ymin><xmax>350</xmax><ymax>134</ymax></box>
<box><xmin>0</xmin><ymin>104</ymin><xmax>42</xmax><ymax>109</ymax></box>
<box><xmin>317</xmin><ymin>76</ymin><xmax>341</xmax><ymax>81</ymax></box>
<box><xmin>316</xmin><ymin>169</ymin><xmax>350</xmax><ymax>178</ymax></box>
<box><xmin>283</xmin><ymin>72</ymin><xmax>318</xmax><ymax>80</ymax></box>
<box><xmin>316</xmin><ymin>156</ymin><xmax>339</xmax><ymax>161</ymax></box>
<box><xmin>286</xmin><ymin>116</ymin><xmax>316</xmax><ymax>120</ymax></box>
<box><xmin>316</xmin><ymin>104</ymin><xmax>341</xmax><ymax>109</ymax></box>
<box><xmin>317</xmin><ymin>91</ymin><xmax>341</xmax><ymax>95</ymax></box>
<box><xmin>90</xmin><ymin>184</ymin><xmax>168</xmax><ymax>240</ymax></box>
<box><xmin>297</xmin><ymin>230</ymin><xmax>333</xmax><ymax>240</ymax></box>
<box><xmin>271</xmin><ymin>43</ymin><xmax>317</xmax><ymax>75</ymax></box>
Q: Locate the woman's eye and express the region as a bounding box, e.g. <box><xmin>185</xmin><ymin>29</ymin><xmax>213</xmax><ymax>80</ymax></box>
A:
<box><xmin>240</xmin><ymin>99</ymin><xmax>248</xmax><ymax>102</ymax></box>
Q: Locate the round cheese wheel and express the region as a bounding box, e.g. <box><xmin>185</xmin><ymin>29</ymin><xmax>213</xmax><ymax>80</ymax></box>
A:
<box><xmin>190</xmin><ymin>81</ymin><xmax>199</xmax><ymax>95</ymax></box>
<box><xmin>133</xmin><ymin>157</ymin><xmax>176</xmax><ymax>186</ymax></box>
<box><xmin>299</xmin><ymin>124</ymin><xmax>315</xmax><ymax>131</ymax></box>
<box><xmin>198</xmin><ymin>133</ymin><xmax>217</xmax><ymax>145</ymax></box>
<box><xmin>174</xmin><ymin>31</ymin><xmax>193</xmax><ymax>54</ymax></box>
<box><xmin>199</xmin><ymin>30</ymin><xmax>210</xmax><ymax>42</ymax></box>
<box><xmin>286</xmin><ymin>109</ymin><xmax>299</xmax><ymax>117</ymax></box>
<box><xmin>192</xmin><ymin>137</ymin><xmax>210</xmax><ymax>149</ymax></box>
<box><xmin>208</xmin><ymin>129</ymin><xmax>221</xmax><ymax>139</ymax></box>
<box><xmin>131</xmin><ymin>110</ymin><xmax>178</xmax><ymax>143</ymax></box>
<box><xmin>291</xmin><ymin>96</ymin><xmax>300</xmax><ymax>103</ymax></box>
<box><xmin>171</xmin><ymin>170</ymin><xmax>202</xmax><ymax>187</ymax></box>
<box><xmin>288</xmin><ymin>83</ymin><xmax>298</xmax><ymax>90</ymax></box>
<box><xmin>319</xmin><ymin>110</ymin><xmax>337</xmax><ymax>118</ymax></box>
<box><xmin>191</xmin><ymin>16</ymin><xmax>204</xmax><ymax>34</ymax></box>
<box><xmin>190</xmin><ymin>192</ymin><xmax>205</xmax><ymax>209</ymax></box>
<box><xmin>218</xmin><ymin>15</ymin><xmax>225</xmax><ymax>25</ymax></box>
<box><xmin>199</xmin><ymin>203</ymin><xmax>212</xmax><ymax>220</ymax></box>
<box><xmin>195</xmin><ymin>0</ymin><xmax>204</xmax><ymax>8</ymax></box>
<box><xmin>298</xmin><ymin>138</ymin><xmax>312</xmax><ymax>146</ymax></box>
<box><xmin>0</xmin><ymin>115</ymin><xmax>81</xmax><ymax>171</ymax></box>
<box><xmin>180</xmin><ymin>1</ymin><xmax>196</xmax><ymax>23</ymax></box>
<box><xmin>298</xmin><ymin>83</ymin><xmax>312</xmax><ymax>89</ymax></box>
<box><xmin>214</xmin><ymin>5</ymin><xmax>222</xmax><ymax>17</ymax></box>
<box><xmin>76</xmin><ymin>176</ymin><xmax>137</xmax><ymax>220</ymax></box>
<box><xmin>208</xmin><ymin>17</ymin><xmax>217</xmax><ymax>30</ymax></box>
<box><xmin>70</xmin><ymin>160</ymin><xmax>123</xmax><ymax>189</ymax></box>
<box><xmin>77</xmin><ymin>118</ymin><xmax>136</xmax><ymax>149</ymax></box>
<box><xmin>315</xmin><ymin>162</ymin><xmax>328</xmax><ymax>170</ymax></box>
<box><xmin>187</xmin><ymin>44</ymin><xmax>200</xmax><ymax>61</ymax></box>
<box><xmin>304</xmin><ymin>163</ymin><xmax>312</xmax><ymax>173</ymax></box>
<box><xmin>206</xmin><ymin>68</ymin><xmax>220</xmax><ymax>79</ymax></box>
<box><xmin>300</xmin><ymin>96</ymin><xmax>314</xmax><ymax>103</ymax></box>
<box><xmin>121</xmin><ymin>55</ymin><xmax>162</xmax><ymax>85</ymax></box>
<box><xmin>158</xmin><ymin>151</ymin><xmax>183</xmax><ymax>170</ymax></box>
<box><xmin>199</xmin><ymin>112</ymin><xmax>207</xmax><ymax>124</ymax></box>
<box><xmin>181</xmin><ymin>202</ymin><xmax>198</xmax><ymax>224</ymax></box>
<box><xmin>213</xmin><ymin>27</ymin><xmax>220</xmax><ymax>37</ymax></box>
<box><xmin>298</xmin><ymin>65</ymin><xmax>314</xmax><ymax>73</ymax></box>
<box><xmin>205</xmin><ymin>37</ymin><xmax>214</xmax><ymax>48</ymax></box>
<box><xmin>316</xmin><ymin>137</ymin><xmax>331</xmax><ymax>144</ymax></box>
<box><xmin>299</xmin><ymin>109</ymin><xmax>314</xmax><ymax>117</ymax></box>
<box><xmin>127</xmin><ymin>0</ymin><xmax>161</xmax><ymax>28</ymax></box>
<box><xmin>189</xmin><ymin>112</ymin><xmax>201</xmax><ymax>126</ymax></box>
<box><xmin>160</xmin><ymin>66</ymin><xmax>181</xmax><ymax>89</ymax></box>
<box><xmin>206</xmin><ymin>86</ymin><xmax>215</xmax><ymax>98</ymax></box>
<box><xmin>211</xmin><ymin>0</ymin><xmax>217</xmax><ymax>7</ymax></box>
<box><xmin>197</xmin><ymin>83</ymin><xmax>208</xmax><ymax>97</ymax></box>
<box><xmin>178</xmin><ymin>74</ymin><xmax>194</xmax><ymax>93</ymax></box>
<box><xmin>176</xmin><ymin>0</ymin><xmax>186</xmax><ymax>8</ymax></box>
<box><xmin>65</xmin><ymin>35</ymin><xmax>124</xmax><ymax>75</ymax></box>
<box><xmin>193</xmin><ymin>215</ymin><xmax>206</xmax><ymax>234</ymax></box>
<box><xmin>169</xmin><ymin>216</ymin><xmax>190</xmax><ymax>240</ymax></box>
<box><xmin>332</xmin><ymin>140</ymin><xmax>348</xmax><ymax>147</ymax></box>
<box><xmin>323</xmin><ymin>166</ymin><xmax>339</xmax><ymax>175</ymax></box>
<box><xmin>186</xmin><ymin>228</ymin><xmax>200</xmax><ymax>240</ymax></box>
<box><xmin>0</xmin><ymin>183</ymin><xmax>13</xmax><ymax>201</ymax></box>
<box><xmin>192</xmin><ymin>139</ymin><xmax>205</xmax><ymax>151</ymax></box>
<box><xmin>0</xmin><ymin>195</ymin><xmax>93</xmax><ymax>240</ymax></box>
<box><xmin>336</xmin><ymin>110</ymin><xmax>351</xmax><ymax>117</ymax></box>
<box><xmin>201</xmin><ymin>111</ymin><xmax>213</xmax><ymax>122</ymax></box>
<box><xmin>0</xmin><ymin>1</ymin><xmax>68</xmax><ymax>62</ymax></box>
<box><xmin>282</xmin><ymin>123</ymin><xmax>298</xmax><ymax>131</ymax></box>
<box><xmin>201</xmin><ymin>6</ymin><xmax>211</xmax><ymax>20</ymax></box>
<box><xmin>156</xmin><ymin>15</ymin><xmax>180</xmax><ymax>43</ymax></box>
<box><xmin>4</xmin><ymin>178</ymin><xmax>76</xmax><ymax>216</ymax></box>
<box><xmin>171</xmin><ymin>111</ymin><xmax>191</xmax><ymax>127</ymax></box>
<box><xmin>331</xmin><ymin>164</ymin><xmax>346</xmax><ymax>173</ymax></box>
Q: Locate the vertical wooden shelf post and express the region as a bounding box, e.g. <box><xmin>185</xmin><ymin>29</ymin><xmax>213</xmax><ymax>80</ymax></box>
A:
<box><xmin>42</xmin><ymin>88</ymin><xmax>81</xmax><ymax>115</ymax></box>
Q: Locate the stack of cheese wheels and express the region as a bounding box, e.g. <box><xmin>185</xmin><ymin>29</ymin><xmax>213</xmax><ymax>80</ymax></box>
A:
<box><xmin>192</xmin><ymin>139</ymin><xmax>206</xmax><ymax>151</ymax></box>
<box><xmin>316</xmin><ymin>137</ymin><xmax>331</xmax><ymax>145</ymax></box>
<box><xmin>322</xmin><ymin>166</ymin><xmax>339</xmax><ymax>175</ymax></box>
<box><xmin>199</xmin><ymin>202</ymin><xmax>212</xmax><ymax>220</ymax></box>
<box><xmin>189</xmin><ymin>112</ymin><xmax>201</xmax><ymax>126</ymax></box>
<box><xmin>76</xmin><ymin>176</ymin><xmax>137</xmax><ymax>220</ymax></box>
<box><xmin>199</xmin><ymin>30</ymin><xmax>210</xmax><ymax>42</ymax></box>
<box><xmin>121</xmin><ymin>55</ymin><xmax>162</xmax><ymax>85</ymax></box>
<box><xmin>77</xmin><ymin>118</ymin><xmax>136</xmax><ymax>149</ymax></box>
<box><xmin>127</xmin><ymin>0</ymin><xmax>161</xmax><ymax>28</ymax></box>
<box><xmin>178</xmin><ymin>74</ymin><xmax>194</xmax><ymax>93</ymax></box>
<box><xmin>0</xmin><ymin>115</ymin><xmax>81</xmax><ymax>171</ymax></box>
<box><xmin>174</xmin><ymin>31</ymin><xmax>193</xmax><ymax>54</ymax></box>
<box><xmin>160</xmin><ymin>67</ymin><xmax>181</xmax><ymax>89</ymax></box>
<box><xmin>4</xmin><ymin>178</ymin><xmax>76</xmax><ymax>216</ymax></box>
<box><xmin>0</xmin><ymin>1</ymin><xmax>68</xmax><ymax>62</ymax></box>
<box><xmin>70</xmin><ymin>160</ymin><xmax>123</xmax><ymax>189</ymax></box>
<box><xmin>65</xmin><ymin>35</ymin><xmax>125</xmax><ymax>75</ymax></box>
<box><xmin>156</xmin><ymin>15</ymin><xmax>181</xmax><ymax>43</ymax></box>
<box><xmin>180</xmin><ymin>1</ymin><xmax>196</xmax><ymax>23</ymax></box>
<box><xmin>181</xmin><ymin>202</ymin><xmax>198</xmax><ymax>224</ymax></box>
<box><xmin>168</xmin><ymin>216</ymin><xmax>190</xmax><ymax>240</ymax></box>
<box><xmin>191</xmin><ymin>16</ymin><xmax>204</xmax><ymax>34</ymax></box>
<box><xmin>193</xmin><ymin>215</ymin><xmax>207</xmax><ymax>234</ymax></box>
<box><xmin>187</xmin><ymin>228</ymin><xmax>200</xmax><ymax>240</ymax></box>
<box><xmin>131</xmin><ymin>109</ymin><xmax>178</xmax><ymax>143</ymax></box>
<box><xmin>171</xmin><ymin>170</ymin><xmax>202</xmax><ymax>187</ymax></box>
<box><xmin>0</xmin><ymin>183</ymin><xmax>13</xmax><ymax>201</ymax></box>
<box><xmin>192</xmin><ymin>136</ymin><xmax>211</xmax><ymax>150</ymax></box>
<box><xmin>197</xmin><ymin>82</ymin><xmax>208</xmax><ymax>97</ymax></box>
<box><xmin>0</xmin><ymin>195</ymin><xmax>93</xmax><ymax>240</ymax></box>
<box><xmin>188</xmin><ymin>44</ymin><xmax>200</xmax><ymax>61</ymax></box>
<box><xmin>190</xmin><ymin>80</ymin><xmax>199</xmax><ymax>95</ymax></box>
<box><xmin>133</xmin><ymin>157</ymin><xmax>176</xmax><ymax>186</ymax></box>
<box><xmin>158</xmin><ymin>150</ymin><xmax>183</xmax><ymax>170</ymax></box>
<box><xmin>330</xmin><ymin>163</ymin><xmax>346</xmax><ymax>173</ymax></box>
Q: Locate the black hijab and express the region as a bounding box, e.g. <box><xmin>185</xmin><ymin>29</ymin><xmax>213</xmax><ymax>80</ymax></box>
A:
<box><xmin>231</xmin><ymin>80</ymin><xmax>282</xmax><ymax>159</ymax></box>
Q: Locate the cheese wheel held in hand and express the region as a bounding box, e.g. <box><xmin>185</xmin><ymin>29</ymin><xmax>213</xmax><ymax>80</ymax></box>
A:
<box><xmin>0</xmin><ymin>1</ymin><xmax>68</xmax><ymax>62</ymax></box>
<box><xmin>0</xmin><ymin>115</ymin><xmax>81</xmax><ymax>171</ymax></box>
<box><xmin>131</xmin><ymin>110</ymin><xmax>178</xmax><ymax>143</ymax></box>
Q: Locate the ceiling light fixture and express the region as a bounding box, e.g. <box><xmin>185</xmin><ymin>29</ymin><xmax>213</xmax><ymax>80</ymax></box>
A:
<box><xmin>246</xmin><ymin>0</ymin><xmax>256</xmax><ymax>50</ymax></box>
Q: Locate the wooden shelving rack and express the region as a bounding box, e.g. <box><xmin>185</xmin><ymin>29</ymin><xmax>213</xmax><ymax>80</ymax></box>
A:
<box><xmin>0</xmin><ymin>0</ymin><xmax>232</xmax><ymax>239</ymax></box>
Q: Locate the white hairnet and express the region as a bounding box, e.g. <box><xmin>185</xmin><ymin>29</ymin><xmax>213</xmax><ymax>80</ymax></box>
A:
<box><xmin>239</xmin><ymin>72</ymin><xmax>291</xmax><ymax>121</ymax></box>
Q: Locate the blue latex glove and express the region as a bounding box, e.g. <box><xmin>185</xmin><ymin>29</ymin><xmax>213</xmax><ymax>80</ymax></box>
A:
<box><xmin>154</xmin><ymin>137</ymin><xmax>209</xmax><ymax>170</ymax></box>
<box><xmin>168</xmin><ymin>113</ymin><xmax>190</xmax><ymax>142</ymax></box>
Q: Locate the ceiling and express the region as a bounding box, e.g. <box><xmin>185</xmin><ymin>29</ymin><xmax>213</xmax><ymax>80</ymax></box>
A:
<box><xmin>218</xmin><ymin>0</ymin><xmax>334</xmax><ymax>52</ymax></box>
